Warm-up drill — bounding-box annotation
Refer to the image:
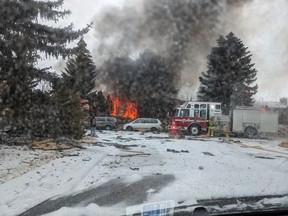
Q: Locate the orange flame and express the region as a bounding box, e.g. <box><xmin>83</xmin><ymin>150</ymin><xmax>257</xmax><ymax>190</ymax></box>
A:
<box><xmin>111</xmin><ymin>97</ymin><xmax>137</xmax><ymax>119</ymax></box>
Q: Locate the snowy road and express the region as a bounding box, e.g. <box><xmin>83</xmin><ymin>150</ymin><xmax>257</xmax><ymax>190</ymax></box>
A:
<box><xmin>1</xmin><ymin>131</ymin><xmax>288</xmax><ymax>216</ymax></box>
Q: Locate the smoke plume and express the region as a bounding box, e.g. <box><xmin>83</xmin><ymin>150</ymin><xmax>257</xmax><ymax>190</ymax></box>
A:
<box><xmin>224</xmin><ymin>0</ymin><xmax>288</xmax><ymax>100</ymax></box>
<box><xmin>93</xmin><ymin>0</ymin><xmax>287</xmax><ymax>101</ymax></box>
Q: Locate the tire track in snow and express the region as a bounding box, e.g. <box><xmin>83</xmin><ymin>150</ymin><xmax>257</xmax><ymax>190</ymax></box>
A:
<box><xmin>67</xmin><ymin>148</ymin><xmax>109</xmax><ymax>192</ymax></box>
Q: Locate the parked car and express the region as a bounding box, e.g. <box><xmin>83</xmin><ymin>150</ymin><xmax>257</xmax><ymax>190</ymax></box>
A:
<box><xmin>95</xmin><ymin>117</ymin><xmax>118</xmax><ymax>130</ymax></box>
<box><xmin>123</xmin><ymin>118</ymin><xmax>162</xmax><ymax>132</ymax></box>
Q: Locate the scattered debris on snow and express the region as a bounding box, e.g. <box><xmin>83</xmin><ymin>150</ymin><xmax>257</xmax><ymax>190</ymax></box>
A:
<box><xmin>202</xmin><ymin>152</ymin><xmax>215</xmax><ymax>156</ymax></box>
<box><xmin>167</xmin><ymin>149</ymin><xmax>189</xmax><ymax>153</ymax></box>
<box><xmin>279</xmin><ymin>141</ymin><xmax>288</xmax><ymax>148</ymax></box>
<box><xmin>1</xmin><ymin>131</ymin><xmax>288</xmax><ymax>216</ymax></box>
<box><xmin>120</xmin><ymin>153</ymin><xmax>151</xmax><ymax>157</ymax></box>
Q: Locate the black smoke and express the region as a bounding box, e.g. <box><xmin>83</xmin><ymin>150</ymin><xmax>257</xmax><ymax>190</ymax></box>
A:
<box><xmin>94</xmin><ymin>0</ymin><xmax>253</xmax><ymax>102</ymax></box>
<box><xmin>102</xmin><ymin>50</ymin><xmax>179</xmax><ymax>118</ymax></box>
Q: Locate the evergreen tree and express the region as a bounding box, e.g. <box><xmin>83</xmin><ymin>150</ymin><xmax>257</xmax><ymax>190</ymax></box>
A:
<box><xmin>52</xmin><ymin>86</ymin><xmax>84</xmax><ymax>139</ymax></box>
<box><xmin>135</xmin><ymin>51</ymin><xmax>179</xmax><ymax>118</ymax></box>
<box><xmin>197</xmin><ymin>32</ymin><xmax>258</xmax><ymax>114</ymax></box>
<box><xmin>62</xmin><ymin>38</ymin><xmax>97</xmax><ymax>99</ymax></box>
<box><xmin>96</xmin><ymin>91</ymin><xmax>109</xmax><ymax>115</ymax></box>
<box><xmin>29</xmin><ymin>90</ymin><xmax>59</xmax><ymax>137</ymax></box>
<box><xmin>106</xmin><ymin>95</ymin><xmax>114</xmax><ymax>115</ymax></box>
<box><xmin>280</xmin><ymin>97</ymin><xmax>288</xmax><ymax>106</ymax></box>
<box><xmin>87</xmin><ymin>91</ymin><xmax>109</xmax><ymax>116</ymax></box>
<box><xmin>0</xmin><ymin>0</ymin><xmax>88</xmax><ymax>133</ymax></box>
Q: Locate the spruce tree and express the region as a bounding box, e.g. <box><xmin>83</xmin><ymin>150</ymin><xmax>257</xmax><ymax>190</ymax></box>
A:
<box><xmin>96</xmin><ymin>91</ymin><xmax>109</xmax><ymax>115</ymax></box>
<box><xmin>62</xmin><ymin>38</ymin><xmax>97</xmax><ymax>99</ymax></box>
<box><xmin>0</xmin><ymin>0</ymin><xmax>88</xmax><ymax>134</ymax></box>
<box><xmin>135</xmin><ymin>51</ymin><xmax>179</xmax><ymax>118</ymax></box>
<box><xmin>197</xmin><ymin>32</ymin><xmax>258</xmax><ymax>114</ymax></box>
<box><xmin>106</xmin><ymin>95</ymin><xmax>114</xmax><ymax>116</ymax></box>
<box><xmin>52</xmin><ymin>86</ymin><xmax>84</xmax><ymax>139</ymax></box>
<box><xmin>87</xmin><ymin>91</ymin><xmax>109</xmax><ymax>116</ymax></box>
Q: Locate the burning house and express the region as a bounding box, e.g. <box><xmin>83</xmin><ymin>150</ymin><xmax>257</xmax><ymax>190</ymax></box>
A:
<box><xmin>110</xmin><ymin>96</ymin><xmax>138</xmax><ymax>119</ymax></box>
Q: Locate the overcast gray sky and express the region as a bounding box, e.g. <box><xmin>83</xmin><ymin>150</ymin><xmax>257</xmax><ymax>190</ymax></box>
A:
<box><xmin>41</xmin><ymin>0</ymin><xmax>288</xmax><ymax>101</ymax></box>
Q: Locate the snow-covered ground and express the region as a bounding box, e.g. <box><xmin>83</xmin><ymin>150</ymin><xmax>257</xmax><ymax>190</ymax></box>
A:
<box><xmin>0</xmin><ymin>144</ymin><xmax>75</xmax><ymax>184</ymax></box>
<box><xmin>0</xmin><ymin>131</ymin><xmax>288</xmax><ymax>216</ymax></box>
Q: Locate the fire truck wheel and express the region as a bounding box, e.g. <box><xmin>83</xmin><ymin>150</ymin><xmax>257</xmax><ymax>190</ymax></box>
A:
<box><xmin>189</xmin><ymin>124</ymin><xmax>200</xmax><ymax>136</ymax></box>
<box><xmin>126</xmin><ymin>126</ymin><xmax>133</xmax><ymax>131</ymax></box>
<box><xmin>244</xmin><ymin>126</ymin><xmax>257</xmax><ymax>138</ymax></box>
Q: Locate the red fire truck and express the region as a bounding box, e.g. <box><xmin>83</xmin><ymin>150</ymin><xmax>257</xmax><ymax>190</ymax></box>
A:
<box><xmin>169</xmin><ymin>101</ymin><xmax>222</xmax><ymax>135</ymax></box>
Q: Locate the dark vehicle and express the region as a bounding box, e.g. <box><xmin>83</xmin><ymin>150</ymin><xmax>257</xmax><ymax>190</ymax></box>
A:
<box><xmin>96</xmin><ymin>116</ymin><xmax>118</xmax><ymax>130</ymax></box>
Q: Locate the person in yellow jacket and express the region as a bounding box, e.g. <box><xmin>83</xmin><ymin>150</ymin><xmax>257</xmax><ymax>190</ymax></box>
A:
<box><xmin>207</xmin><ymin>116</ymin><xmax>217</xmax><ymax>137</ymax></box>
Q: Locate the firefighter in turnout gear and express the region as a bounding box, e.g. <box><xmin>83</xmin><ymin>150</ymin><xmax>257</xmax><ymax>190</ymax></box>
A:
<box><xmin>207</xmin><ymin>116</ymin><xmax>217</xmax><ymax>137</ymax></box>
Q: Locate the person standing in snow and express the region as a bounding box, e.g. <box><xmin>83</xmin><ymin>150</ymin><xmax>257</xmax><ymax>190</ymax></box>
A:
<box><xmin>207</xmin><ymin>116</ymin><xmax>217</xmax><ymax>137</ymax></box>
<box><xmin>90</xmin><ymin>116</ymin><xmax>97</xmax><ymax>137</ymax></box>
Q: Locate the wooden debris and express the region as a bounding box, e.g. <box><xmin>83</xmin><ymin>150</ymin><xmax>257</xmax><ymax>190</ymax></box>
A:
<box><xmin>30</xmin><ymin>138</ymin><xmax>84</xmax><ymax>151</ymax></box>
<box><xmin>167</xmin><ymin>149</ymin><xmax>189</xmax><ymax>153</ymax></box>
<box><xmin>181</xmin><ymin>150</ymin><xmax>189</xmax><ymax>153</ymax></box>
<box><xmin>120</xmin><ymin>153</ymin><xmax>151</xmax><ymax>157</ymax></box>
<box><xmin>167</xmin><ymin>148</ymin><xmax>180</xmax><ymax>153</ymax></box>
<box><xmin>279</xmin><ymin>142</ymin><xmax>288</xmax><ymax>148</ymax></box>
<box><xmin>202</xmin><ymin>152</ymin><xmax>215</xmax><ymax>156</ymax></box>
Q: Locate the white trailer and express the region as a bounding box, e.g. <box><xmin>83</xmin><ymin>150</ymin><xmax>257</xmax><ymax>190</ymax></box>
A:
<box><xmin>215</xmin><ymin>107</ymin><xmax>278</xmax><ymax>138</ymax></box>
